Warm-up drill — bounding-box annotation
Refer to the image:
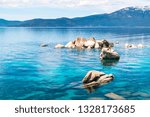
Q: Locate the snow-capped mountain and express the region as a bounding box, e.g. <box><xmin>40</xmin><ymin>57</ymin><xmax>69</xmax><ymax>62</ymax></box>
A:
<box><xmin>121</xmin><ymin>6</ymin><xmax>150</xmax><ymax>11</ymax></box>
<box><xmin>0</xmin><ymin>6</ymin><xmax>150</xmax><ymax>27</ymax></box>
<box><xmin>111</xmin><ymin>6</ymin><xmax>150</xmax><ymax>15</ymax></box>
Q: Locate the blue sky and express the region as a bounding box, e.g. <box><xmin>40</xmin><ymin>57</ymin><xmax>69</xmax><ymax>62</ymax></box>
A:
<box><xmin>0</xmin><ymin>0</ymin><xmax>149</xmax><ymax>20</ymax></box>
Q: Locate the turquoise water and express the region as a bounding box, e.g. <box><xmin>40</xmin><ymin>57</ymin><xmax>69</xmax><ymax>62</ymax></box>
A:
<box><xmin>0</xmin><ymin>27</ymin><xmax>150</xmax><ymax>100</ymax></box>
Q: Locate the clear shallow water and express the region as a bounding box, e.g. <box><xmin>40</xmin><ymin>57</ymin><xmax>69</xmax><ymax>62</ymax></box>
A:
<box><xmin>0</xmin><ymin>27</ymin><xmax>150</xmax><ymax>100</ymax></box>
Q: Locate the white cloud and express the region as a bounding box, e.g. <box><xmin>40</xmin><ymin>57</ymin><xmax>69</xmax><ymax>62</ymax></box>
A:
<box><xmin>0</xmin><ymin>0</ymin><xmax>150</xmax><ymax>20</ymax></box>
<box><xmin>0</xmin><ymin>0</ymin><xmax>149</xmax><ymax>12</ymax></box>
<box><xmin>0</xmin><ymin>0</ymin><xmax>109</xmax><ymax>7</ymax></box>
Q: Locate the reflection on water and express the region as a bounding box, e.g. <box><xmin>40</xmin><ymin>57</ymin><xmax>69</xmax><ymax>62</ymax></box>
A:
<box><xmin>101</xmin><ymin>59</ymin><xmax>119</xmax><ymax>66</ymax></box>
<box><xmin>0</xmin><ymin>27</ymin><xmax>150</xmax><ymax>100</ymax></box>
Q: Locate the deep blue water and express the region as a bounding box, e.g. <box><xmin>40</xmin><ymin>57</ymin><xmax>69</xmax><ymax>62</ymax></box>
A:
<box><xmin>0</xmin><ymin>27</ymin><xmax>150</xmax><ymax>100</ymax></box>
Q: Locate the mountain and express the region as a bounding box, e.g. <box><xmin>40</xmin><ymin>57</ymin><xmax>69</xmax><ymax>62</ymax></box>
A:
<box><xmin>0</xmin><ymin>19</ymin><xmax>21</xmax><ymax>26</ymax></box>
<box><xmin>0</xmin><ymin>6</ymin><xmax>150</xmax><ymax>27</ymax></box>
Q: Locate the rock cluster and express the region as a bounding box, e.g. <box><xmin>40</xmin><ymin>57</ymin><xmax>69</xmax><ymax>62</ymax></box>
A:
<box><xmin>125</xmin><ymin>43</ymin><xmax>144</xmax><ymax>48</ymax></box>
<box><xmin>55</xmin><ymin>37</ymin><xmax>112</xmax><ymax>49</ymax></box>
<box><xmin>82</xmin><ymin>70</ymin><xmax>114</xmax><ymax>88</ymax></box>
<box><xmin>54</xmin><ymin>37</ymin><xmax>120</xmax><ymax>92</ymax></box>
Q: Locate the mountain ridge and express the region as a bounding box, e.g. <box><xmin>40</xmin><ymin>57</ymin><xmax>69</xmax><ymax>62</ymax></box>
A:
<box><xmin>0</xmin><ymin>6</ymin><xmax>150</xmax><ymax>27</ymax></box>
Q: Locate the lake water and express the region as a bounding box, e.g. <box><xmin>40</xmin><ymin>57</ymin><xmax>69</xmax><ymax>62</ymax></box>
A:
<box><xmin>0</xmin><ymin>27</ymin><xmax>150</xmax><ymax>100</ymax></box>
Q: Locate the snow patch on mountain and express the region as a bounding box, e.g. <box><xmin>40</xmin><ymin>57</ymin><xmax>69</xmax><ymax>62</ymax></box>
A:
<box><xmin>122</xmin><ymin>6</ymin><xmax>150</xmax><ymax>11</ymax></box>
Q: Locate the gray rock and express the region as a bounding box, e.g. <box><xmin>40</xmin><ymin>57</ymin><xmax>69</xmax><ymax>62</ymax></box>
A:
<box><xmin>100</xmin><ymin>48</ymin><xmax>120</xmax><ymax>60</ymax></box>
<box><xmin>96</xmin><ymin>39</ymin><xmax>112</xmax><ymax>49</ymax></box>
<box><xmin>101</xmin><ymin>40</ymin><xmax>110</xmax><ymax>48</ymax></box>
<box><xmin>40</xmin><ymin>44</ymin><xmax>48</xmax><ymax>47</ymax></box>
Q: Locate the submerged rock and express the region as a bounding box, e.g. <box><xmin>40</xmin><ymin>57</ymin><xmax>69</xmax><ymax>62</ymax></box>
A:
<box><xmin>105</xmin><ymin>93</ymin><xmax>125</xmax><ymax>100</ymax></box>
<box><xmin>55</xmin><ymin>44</ymin><xmax>65</xmax><ymax>48</ymax></box>
<box><xmin>132</xmin><ymin>92</ymin><xmax>149</xmax><ymax>97</ymax></box>
<box><xmin>88</xmin><ymin>97</ymin><xmax>105</xmax><ymax>100</ymax></box>
<box><xmin>100</xmin><ymin>48</ymin><xmax>120</xmax><ymax>60</ymax></box>
<box><xmin>82</xmin><ymin>70</ymin><xmax>114</xmax><ymax>90</ymax></box>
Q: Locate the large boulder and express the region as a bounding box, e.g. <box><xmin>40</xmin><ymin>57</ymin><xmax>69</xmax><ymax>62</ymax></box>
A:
<box><xmin>94</xmin><ymin>42</ymin><xmax>100</xmax><ymax>49</ymax></box>
<box><xmin>82</xmin><ymin>70</ymin><xmax>114</xmax><ymax>88</ymax></box>
<box><xmin>84</xmin><ymin>37</ymin><xmax>96</xmax><ymax>49</ymax></box>
<box><xmin>88</xmin><ymin>37</ymin><xmax>96</xmax><ymax>42</ymax></box>
<box><xmin>82</xmin><ymin>70</ymin><xmax>105</xmax><ymax>84</ymax></box>
<box><xmin>97</xmin><ymin>74</ymin><xmax>114</xmax><ymax>84</ymax></box>
<box><xmin>100</xmin><ymin>48</ymin><xmax>120</xmax><ymax>60</ymax></box>
<box><xmin>65</xmin><ymin>41</ymin><xmax>75</xmax><ymax>48</ymax></box>
<box><xmin>74</xmin><ymin>37</ymin><xmax>87</xmax><ymax>48</ymax></box>
<box><xmin>102</xmin><ymin>40</ymin><xmax>110</xmax><ymax>48</ymax></box>
<box><xmin>96</xmin><ymin>40</ymin><xmax>111</xmax><ymax>49</ymax></box>
<box><xmin>96</xmin><ymin>40</ymin><xmax>103</xmax><ymax>49</ymax></box>
<box><xmin>55</xmin><ymin>44</ymin><xmax>65</xmax><ymax>48</ymax></box>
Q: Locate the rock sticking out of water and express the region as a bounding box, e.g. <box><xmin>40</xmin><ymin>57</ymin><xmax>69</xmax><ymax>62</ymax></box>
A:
<box><xmin>55</xmin><ymin>44</ymin><xmax>65</xmax><ymax>48</ymax></box>
<box><xmin>40</xmin><ymin>44</ymin><xmax>49</xmax><ymax>47</ymax></box>
<box><xmin>82</xmin><ymin>70</ymin><xmax>114</xmax><ymax>92</ymax></box>
<box><xmin>100</xmin><ymin>48</ymin><xmax>120</xmax><ymax>60</ymax></box>
<box><xmin>55</xmin><ymin>37</ymin><xmax>113</xmax><ymax>49</ymax></box>
<box><xmin>105</xmin><ymin>93</ymin><xmax>125</xmax><ymax>100</ymax></box>
<box><xmin>125</xmin><ymin>43</ymin><xmax>144</xmax><ymax>49</ymax></box>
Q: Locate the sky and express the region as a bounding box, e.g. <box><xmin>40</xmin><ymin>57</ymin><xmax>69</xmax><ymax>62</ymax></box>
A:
<box><xmin>0</xmin><ymin>0</ymin><xmax>150</xmax><ymax>20</ymax></box>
